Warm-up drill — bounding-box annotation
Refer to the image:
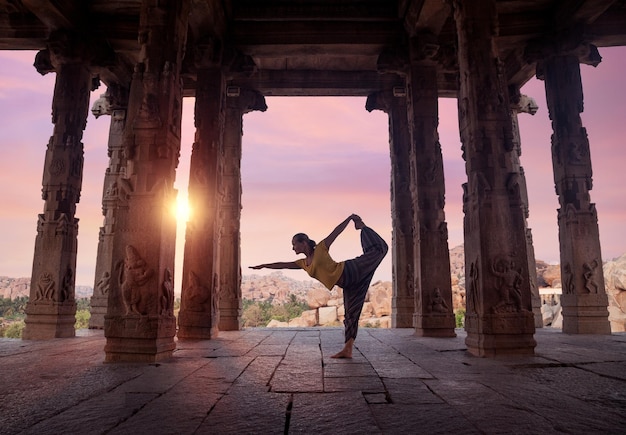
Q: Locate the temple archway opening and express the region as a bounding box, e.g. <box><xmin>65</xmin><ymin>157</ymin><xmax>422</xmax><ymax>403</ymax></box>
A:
<box><xmin>240</xmin><ymin>96</ymin><xmax>392</xmax><ymax>284</ymax></box>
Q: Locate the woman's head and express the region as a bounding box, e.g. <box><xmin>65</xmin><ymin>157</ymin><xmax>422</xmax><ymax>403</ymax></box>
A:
<box><xmin>292</xmin><ymin>233</ymin><xmax>316</xmax><ymax>254</ymax></box>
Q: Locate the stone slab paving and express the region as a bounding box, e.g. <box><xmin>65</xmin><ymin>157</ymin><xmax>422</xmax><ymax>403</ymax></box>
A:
<box><xmin>1</xmin><ymin>327</ymin><xmax>625</xmax><ymax>434</ymax></box>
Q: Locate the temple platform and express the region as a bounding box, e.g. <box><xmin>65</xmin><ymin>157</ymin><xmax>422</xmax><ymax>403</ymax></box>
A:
<box><xmin>1</xmin><ymin>327</ymin><xmax>625</xmax><ymax>434</ymax></box>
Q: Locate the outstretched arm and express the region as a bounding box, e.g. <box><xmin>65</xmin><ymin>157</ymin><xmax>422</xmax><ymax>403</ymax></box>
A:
<box><xmin>249</xmin><ymin>262</ymin><xmax>300</xmax><ymax>270</ymax></box>
<box><xmin>323</xmin><ymin>214</ymin><xmax>358</xmax><ymax>249</ymax></box>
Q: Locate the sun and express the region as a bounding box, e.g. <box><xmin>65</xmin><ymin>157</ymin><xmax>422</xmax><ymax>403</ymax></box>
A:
<box><xmin>175</xmin><ymin>195</ymin><xmax>192</xmax><ymax>223</ymax></box>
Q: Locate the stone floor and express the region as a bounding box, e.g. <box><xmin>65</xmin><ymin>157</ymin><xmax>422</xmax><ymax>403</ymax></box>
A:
<box><xmin>1</xmin><ymin>327</ymin><xmax>625</xmax><ymax>434</ymax></box>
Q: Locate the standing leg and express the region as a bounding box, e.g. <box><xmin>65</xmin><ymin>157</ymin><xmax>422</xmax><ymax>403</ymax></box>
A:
<box><xmin>332</xmin><ymin>223</ymin><xmax>388</xmax><ymax>358</ymax></box>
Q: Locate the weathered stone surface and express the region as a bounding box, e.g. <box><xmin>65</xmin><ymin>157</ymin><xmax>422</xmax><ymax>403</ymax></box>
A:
<box><xmin>2</xmin><ymin>328</ymin><xmax>626</xmax><ymax>433</ymax></box>
<box><xmin>289</xmin><ymin>392</ymin><xmax>380</xmax><ymax>433</ymax></box>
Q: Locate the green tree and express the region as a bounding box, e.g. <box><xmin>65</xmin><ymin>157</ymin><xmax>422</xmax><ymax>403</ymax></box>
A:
<box><xmin>3</xmin><ymin>320</ymin><xmax>25</xmax><ymax>338</ymax></box>
<box><xmin>455</xmin><ymin>308</ymin><xmax>465</xmax><ymax>328</ymax></box>
<box><xmin>242</xmin><ymin>296</ymin><xmax>309</xmax><ymax>326</ymax></box>
<box><xmin>76</xmin><ymin>298</ymin><xmax>91</xmax><ymax>311</ymax></box>
<box><xmin>75</xmin><ymin>309</ymin><xmax>91</xmax><ymax>329</ymax></box>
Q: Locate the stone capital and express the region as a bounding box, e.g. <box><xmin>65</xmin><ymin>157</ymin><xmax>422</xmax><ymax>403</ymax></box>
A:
<box><xmin>526</xmin><ymin>30</ymin><xmax>602</xmax><ymax>80</ymax></box>
<box><xmin>193</xmin><ymin>36</ymin><xmax>223</xmax><ymax>70</ymax></box>
<box><xmin>409</xmin><ymin>33</ymin><xmax>440</xmax><ymax>64</ymax></box>
<box><xmin>225</xmin><ymin>87</ymin><xmax>267</xmax><ymax>113</ymax></box>
<box><xmin>365</xmin><ymin>87</ymin><xmax>406</xmax><ymax>113</ymax></box>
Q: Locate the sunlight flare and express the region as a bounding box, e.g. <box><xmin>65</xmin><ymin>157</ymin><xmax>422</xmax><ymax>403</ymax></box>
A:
<box><xmin>175</xmin><ymin>194</ymin><xmax>192</xmax><ymax>223</ymax></box>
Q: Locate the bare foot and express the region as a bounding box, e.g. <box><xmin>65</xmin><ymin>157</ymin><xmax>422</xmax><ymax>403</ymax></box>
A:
<box><xmin>331</xmin><ymin>349</ymin><xmax>352</xmax><ymax>359</ymax></box>
<box><xmin>331</xmin><ymin>338</ymin><xmax>354</xmax><ymax>358</ymax></box>
<box><xmin>353</xmin><ymin>215</ymin><xmax>365</xmax><ymax>230</ymax></box>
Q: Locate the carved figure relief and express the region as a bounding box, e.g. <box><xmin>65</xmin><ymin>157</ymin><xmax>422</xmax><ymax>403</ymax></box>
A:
<box><xmin>35</xmin><ymin>272</ymin><xmax>55</xmax><ymax>302</ymax></box>
<box><xmin>466</xmin><ymin>260</ymin><xmax>479</xmax><ymax>315</ymax></box>
<box><xmin>506</xmin><ymin>172</ymin><xmax>521</xmax><ymax>201</ymax></box>
<box><xmin>583</xmin><ymin>259</ymin><xmax>600</xmax><ymax>294</ymax></box>
<box><xmin>185</xmin><ymin>271</ymin><xmax>210</xmax><ymax>312</ymax></box>
<box><xmin>563</xmin><ymin>263</ymin><xmax>575</xmax><ymax>294</ymax></box>
<box><xmin>49</xmin><ymin>158</ymin><xmax>65</xmax><ymax>176</ymax></box>
<box><xmin>491</xmin><ymin>255</ymin><xmax>524</xmax><ymax>313</ymax></box>
<box><xmin>119</xmin><ymin>245</ymin><xmax>153</xmax><ymax>315</ymax></box>
<box><xmin>161</xmin><ymin>268</ymin><xmax>175</xmax><ymax>315</ymax></box>
<box><xmin>96</xmin><ymin>271</ymin><xmax>111</xmax><ymax>297</ymax></box>
<box><xmin>429</xmin><ymin>287</ymin><xmax>449</xmax><ymax>313</ymax></box>
<box><xmin>568</xmin><ymin>139</ymin><xmax>587</xmax><ymax>164</ymax></box>
<box><xmin>60</xmin><ymin>266</ymin><xmax>73</xmax><ymax>302</ymax></box>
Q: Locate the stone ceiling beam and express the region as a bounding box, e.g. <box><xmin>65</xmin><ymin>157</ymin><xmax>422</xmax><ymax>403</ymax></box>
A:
<box><xmin>229</xmin><ymin>20</ymin><xmax>403</xmax><ymax>47</ymax></box>
<box><xmin>402</xmin><ymin>0</ymin><xmax>451</xmax><ymax>37</ymax></box>
<box><xmin>226</xmin><ymin>69</ymin><xmax>404</xmax><ymax>97</ymax></box>
<box><xmin>21</xmin><ymin>0</ymin><xmax>82</xmax><ymax>31</ymax></box>
<box><xmin>554</xmin><ymin>0</ymin><xmax>618</xmax><ymax>26</ymax></box>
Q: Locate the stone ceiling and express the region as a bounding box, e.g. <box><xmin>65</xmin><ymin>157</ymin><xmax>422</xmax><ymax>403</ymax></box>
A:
<box><xmin>1</xmin><ymin>0</ymin><xmax>625</xmax><ymax>97</ymax></box>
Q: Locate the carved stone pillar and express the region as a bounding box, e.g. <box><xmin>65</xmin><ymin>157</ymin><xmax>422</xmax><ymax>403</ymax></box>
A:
<box><xmin>509</xmin><ymin>89</ymin><xmax>543</xmax><ymax>328</ymax></box>
<box><xmin>178</xmin><ymin>67</ymin><xmax>224</xmax><ymax>339</ymax></box>
<box><xmin>104</xmin><ymin>0</ymin><xmax>190</xmax><ymax>362</ymax></box>
<box><xmin>453</xmin><ymin>0</ymin><xmax>536</xmax><ymax>356</ymax></box>
<box><xmin>22</xmin><ymin>44</ymin><xmax>93</xmax><ymax>340</ymax></box>
<box><xmin>408</xmin><ymin>40</ymin><xmax>455</xmax><ymax>338</ymax></box>
<box><xmin>540</xmin><ymin>54</ymin><xmax>610</xmax><ymax>334</ymax></box>
<box><xmin>89</xmin><ymin>85</ymin><xmax>129</xmax><ymax>329</ymax></box>
<box><xmin>366</xmin><ymin>89</ymin><xmax>416</xmax><ymax>329</ymax></box>
<box><xmin>218</xmin><ymin>87</ymin><xmax>267</xmax><ymax>330</ymax></box>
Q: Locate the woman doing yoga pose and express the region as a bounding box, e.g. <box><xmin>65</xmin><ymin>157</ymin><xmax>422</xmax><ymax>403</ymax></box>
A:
<box><xmin>250</xmin><ymin>214</ymin><xmax>388</xmax><ymax>358</ymax></box>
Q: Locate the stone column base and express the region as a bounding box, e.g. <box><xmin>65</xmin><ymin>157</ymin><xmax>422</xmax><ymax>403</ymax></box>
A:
<box><xmin>413</xmin><ymin>313</ymin><xmax>457</xmax><ymax>337</ymax></box>
<box><xmin>561</xmin><ymin>294</ymin><xmax>611</xmax><ymax>334</ymax></box>
<box><xmin>219</xmin><ymin>311</ymin><xmax>241</xmax><ymax>331</ymax></box>
<box><xmin>178</xmin><ymin>310</ymin><xmax>218</xmax><ymax>339</ymax></box>
<box><xmin>22</xmin><ymin>301</ymin><xmax>76</xmax><ymax>339</ymax></box>
<box><xmin>104</xmin><ymin>315</ymin><xmax>176</xmax><ymax>362</ymax></box>
<box><xmin>465</xmin><ymin>312</ymin><xmax>536</xmax><ymax>357</ymax></box>
<box><xmin>392</xmin><ymin>296</ymin><xmax>414</xmax><ymax>328</ymax></box>
<box><xmin>88</xmin><ymin>296</ymin><xmax>108</xmax><ymax>329</ymax></box>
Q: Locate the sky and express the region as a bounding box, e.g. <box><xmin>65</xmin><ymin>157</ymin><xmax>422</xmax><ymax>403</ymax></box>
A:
<box><xmin>1</xmin><ymin>47</ymin><xmax>625</xmax><ymax>293</ymax></box>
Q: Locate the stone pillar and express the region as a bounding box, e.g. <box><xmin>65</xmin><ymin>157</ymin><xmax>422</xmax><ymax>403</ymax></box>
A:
<box><xmin>407</xmin><ymin>39</ymin><xmax>455</xmax><ymax>338</ymax></box>
<box><xmin>366</xmin><ymin>89</ymin><xmax>416</xmax><ymax>329</ymax></box>
<box><xmin>178</xmin><ymin>67</ymin><xmax>224</xmax><ymax>339</ymax></box>
<box><xmin>218</xmin><ymin>87</ymin><xmax>267</xmax><ymax>330</ymax></box>
<box><xmin>89</xmin><ymin>85</ymin><xmax>129</xmax><ymax>329</ymax></box>
<box><xmin>509</xmin><ymin>89</ymin><xmax>543</xmax><ymax>328</ymax></box>
<box><xmin>104</xmin><ymin>0</ymin><xmax>190</xmax><ymax>362</ymax></box>
<box><xmin>22</xmin><ymin>44</ymin><xmax>93</xmax><ymax>340</ymax></box>
<box><xmin>540</xmin><ymin>53</ymin><xmax>610</xmax><ymax>334</ymax></box>
<box><xmin>453</xmin><ymin>0</ymin><xmax>536</xmax><ymax>356</ymax></box>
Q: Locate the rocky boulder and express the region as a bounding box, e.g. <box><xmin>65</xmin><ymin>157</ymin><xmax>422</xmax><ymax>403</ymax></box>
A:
<box><xmin>366</xmin><ymin>281</ymin><xmax>391</xmax><ymax>317</ymax></box>
<box><xmin>306</xmin><ymin>287</ymin><xmax>332</xmax><ymax>309</ymax></box>
<box><xmin>604</xmin><ymin>253</ymin><xmax>626</xmax><ymax>332</ymax></box>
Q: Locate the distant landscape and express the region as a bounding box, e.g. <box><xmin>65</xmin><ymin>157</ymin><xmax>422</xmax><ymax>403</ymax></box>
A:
<box><xmin>2</xmin><ymin>245</ymin><xmax>625</xmax><ymax>337</ymax></box>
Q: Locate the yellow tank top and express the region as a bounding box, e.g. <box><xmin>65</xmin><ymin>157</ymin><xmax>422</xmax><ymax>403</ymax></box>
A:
<box><xmin>295</xmin><ymin>240</ymin><xmax>344</xmax><ymax>290</ymax></box>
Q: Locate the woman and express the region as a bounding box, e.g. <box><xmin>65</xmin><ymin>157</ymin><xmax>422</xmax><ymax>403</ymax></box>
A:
<box><xmin>250</xmin><ymin>214</ymin><xmax>388</xmax><ymax>358</ymax></box>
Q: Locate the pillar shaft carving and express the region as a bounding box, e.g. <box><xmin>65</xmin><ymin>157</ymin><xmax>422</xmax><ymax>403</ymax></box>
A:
<box><xmin>104</xmin><ymin>0</ymin><xmax>191</xmax><ymax>362</ymax></box>
<box><xmin>366</xmin><ymin>89</ymin><xmax>416</xmax><ymax>329</ymax></box>
<box><xmin>509</xmin><ymin>88</ymin><xmax>543</xmax><ymax>328</ymax></box>
<box><xmin>453</xmin><ymin>0</ymin><xmax>536</xmax><ymax>356</ymax></box>
<box><xmin>541</xmin><ymin>54</ymin><xmax>610</xmax><ymax>334</ymax></box>
<box><xmin>89</xmin><ymin>85</ymin><xmax>130</xmax><ymax>329</ymax></box>
<box><xmin>23</xmin><ymin>50</ymin><xmax>93</xmax><ymax>339</ymax></box>
<box><xmin>218</xmin><ymin>88</ymin><xmax>267</xmax><ymax>331</ymax></box>
<box><xmin>408</xmin><ymin>58</ymin><xmax>455</xmax><ymax>338</ymax></box>
<box><xmin>178</xmin><ymin>67</ymin><xmax>225</xmax><ymax>339</ymax></box>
